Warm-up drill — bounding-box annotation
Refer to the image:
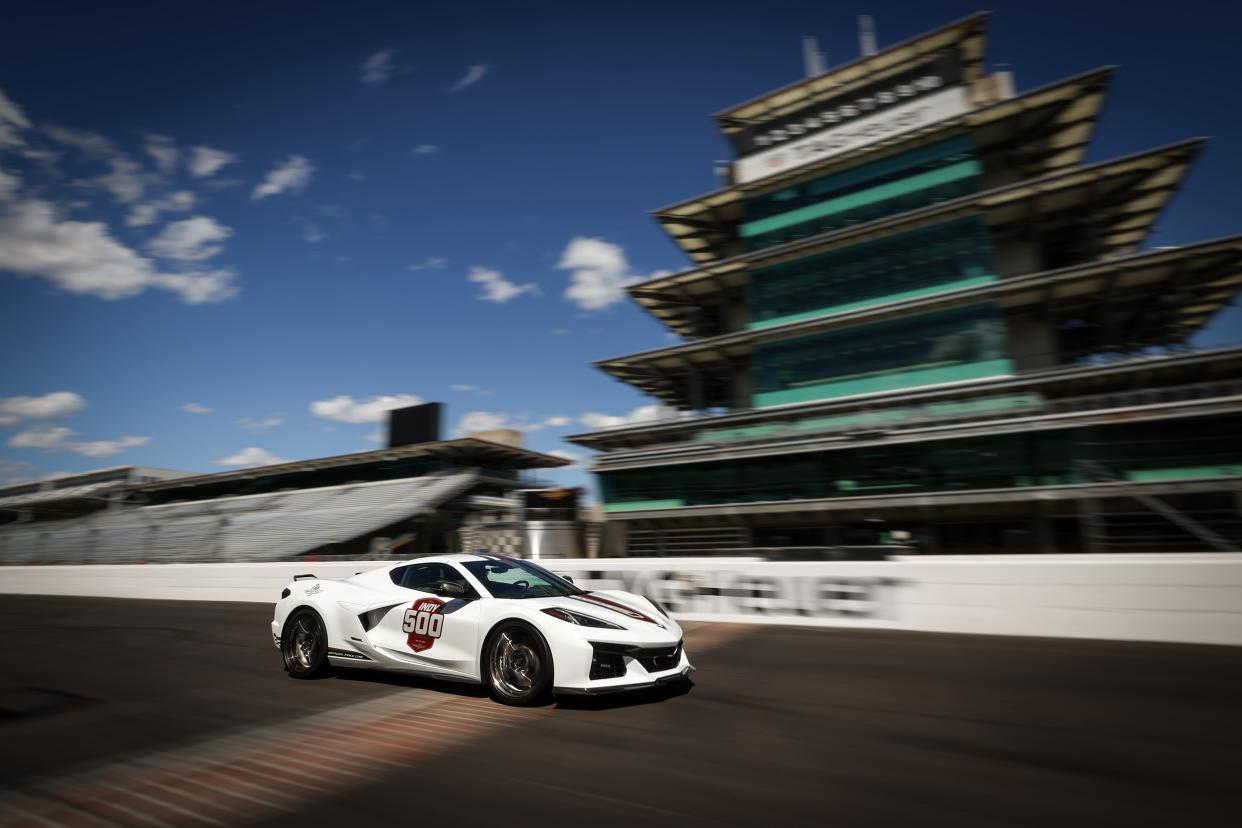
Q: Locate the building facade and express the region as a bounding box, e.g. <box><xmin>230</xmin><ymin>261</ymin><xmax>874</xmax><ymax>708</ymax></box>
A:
<box><xmin>569</xmin><ymin>14</ymin><xmax>1242</xmax><ymax>556</ymax></box>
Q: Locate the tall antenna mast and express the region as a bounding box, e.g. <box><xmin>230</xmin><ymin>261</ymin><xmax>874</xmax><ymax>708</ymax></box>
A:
<box><xmin>802</xmin><ymin>36</ymin><xmax>827</xmax><ymax>77</ymax></box>
<box><xmin>859</xmin><ymin>15</ymin><xmax>877</xmax><ymax>56</ymax></box>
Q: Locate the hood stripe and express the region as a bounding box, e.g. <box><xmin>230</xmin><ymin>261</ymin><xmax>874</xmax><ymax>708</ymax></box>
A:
<box><xmin>571</xmin><ymin>594</ymin><xmax>659</xmax><ymax>625</ymax></box>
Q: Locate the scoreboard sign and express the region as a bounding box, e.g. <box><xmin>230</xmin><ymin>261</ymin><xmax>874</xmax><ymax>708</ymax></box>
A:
<box><xmin>522</xmin><ymin>488</ymin><xmax>579</xmax><ymax>513</ymax></box>
<box><xmin>732</xmin><ymin>55</ymin><xmax>973</xmax><ymax>185</ymax></box>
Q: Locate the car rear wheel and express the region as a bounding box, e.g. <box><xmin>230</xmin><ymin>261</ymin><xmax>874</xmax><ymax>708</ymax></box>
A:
<box><xmin>484</xmin><ymin>621</ymin><xmax>552</xmax><ymax>706</ymax></box>
<box><xmin>282</xmin><ymin>608</ymin><xmax>330</xmax><ymax>679</ymax></box>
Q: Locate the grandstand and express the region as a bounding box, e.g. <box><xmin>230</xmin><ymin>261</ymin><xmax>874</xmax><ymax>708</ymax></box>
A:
<box><xmin>0</xmin><ymin>436</ymin><xmax>573</xmax><ymax>564</ymax></box>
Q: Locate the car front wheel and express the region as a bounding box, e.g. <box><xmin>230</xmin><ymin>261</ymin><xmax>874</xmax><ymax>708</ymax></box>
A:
<box><xmin>483</xmin><ymin>621</ymin><xmax>552</xmax><ymax>706</ymax></box>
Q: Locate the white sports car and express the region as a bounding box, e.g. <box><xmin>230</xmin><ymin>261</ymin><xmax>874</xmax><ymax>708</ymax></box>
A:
<box><xmin>271</xmin><ymin>553</ymin><xmax>692</xmax><ymax>705</ymax></box>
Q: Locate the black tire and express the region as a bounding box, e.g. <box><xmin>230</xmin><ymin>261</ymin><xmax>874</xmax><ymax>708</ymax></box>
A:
<box><xmin>482</xmin><ymin>621</ymin><xmax>552</xmax><ymax>706</ymax></box>
<box><xmin>281</xmin><ymin>608</ymin><xmax>331</xmax><ymax>679</ymax></box>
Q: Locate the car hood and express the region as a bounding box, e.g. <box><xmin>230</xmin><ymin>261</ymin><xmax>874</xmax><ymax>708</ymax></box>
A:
<box><xmin>522</xmin><ymin>590</ymin><xmax>678</xmax><ymax>634</ymax></box>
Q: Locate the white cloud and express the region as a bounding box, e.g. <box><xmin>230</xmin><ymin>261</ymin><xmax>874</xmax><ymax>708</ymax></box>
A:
<box><xmin>450</xmin><ymin>383</ymin><xmax>494</xmax><ymax>396</ymax></box>
<box><xmin>214</xmin><ymin>447</ymin><xmax>286</xmax><ymax>467</ymax></box>
<box><xmin>0</xmin><ymin>391</ymin><xmax>86</xmax><ymax>426</ymax></box>
<box><xmin>43</xmin><ymin>125</ymin><xmax>147</xmax><ymax>203</ymax></box>
<box><xmin>579</xmin><ymin>404</ymin><xmax>675</xmax><ymax>430</ymax></box>
<box><xmin>455</xmin><ymin>411</ymin><xmax>509</xmax><ymax>436</ymax></box>
<box><xmin>73</xmin><ymin>436</ymin><xmax>150</xmax><ymax>458</ymax></box>
<box><xmin>522</xmin><ymin>415</ymin><xmax>570</xmax><ymax>433</ymax></box>
<box><xmin>43</xmin><ymin>125</ymin><xmax>113</xmax><ymax>156</ymax></box>
<box><xmin>148</xmin><ymin>269</ymin><xmax>237</xmax><ymax>304</ymax></box>
<box><xmin>310</xmin><ymin>394</ymin><xmax>422</xmax><ymax>424</ymax></box>
<box><xmin>8</xmin><ymin>424</ymin><xmax>149</xmax><ymax>458</ymax></box>
<box><xmin>179</xmin><ymin>402</ymin><xmax>212</xmax><ymax>414</ymax></box>
<box><xmin>0</xmin><ymin>168</ymin><xmax>19</xmax><ymax>200</ymax></box>
<box><xmin>146</xmin><ymin>216</ymin><xmax>232</xmax><ymax>261</ymax></box>
<box><xmin>251</xmin><ymin>155</ymin><xmax>314</xmax><ymax>200</ymax></box>
<box><xmin>303</xmin><ymin>223</ymin><xmax>325</xmax><ymax>243</ymax></box>
<box><xmin>0</xmin><ymin>198</ymin><xmax>237</xmax><ymax>302</ymax></box>
<box><xmin>143</xmin><ymin>133</ymin><xmax>180</xmax><ymax>174</ymax></box>
<box><xmin>125</xmin><ymin>190</ymin><xmax>195</xmax><ymax>227</ymax></box>
<box><xmin>412</xmin><ymin>144</ymin><xmax>437</xmax><ymax>155</ymax></box>
<box><xmin>0</xmin><ymin>88</ymin><xmax>32</xmax><ymax>148</ymax></box>
<box><xmin>361</xmin><ymin>50</ymin><xmax>396</xmax><ymax>86</ymax></box>
<box><xmin>448</xmin><ymin>64</ymin><xmax>488</xmax><ymax>92</ymax></box>
<box><xmin>363</xmin><ymin>430</ymin><xmax>383</xmax><ymax>444</ymax></box>
<box><xmin>560</xmin><ymin>237</ymin><xmax>661</xmax><ymax>311</ymax></box>
<box><xmin>453</xmin><ymin>411</ymin><xmax>569</xmax><ymax>436</ymax></box>
<box><xmin>6</xmin><ymin>425</ymin><xmax>72</xmax><ymax>449</ymax></box>
<box><xmin>94</xmin><ymin>156</ymin><xmax>146</xmax><ymax>204</ymax></box>
<box><xmin>468</xmin><ymin>265</ymin><xmax>538</xmax><ymax>303</ymax></box>
<box><xmin>409</xmin><ymin>257</ymin><xmax>446</xmax><ymax>271</ymax></box>
<box><xmin>187</xmin><ymin>146</ymin><xmax>237</xmax><ymax>178</ymax></box>
<box><xmin>239</xmin><ymin>415</ymin><xmax>284</xmax><ymax>432</ymax></box>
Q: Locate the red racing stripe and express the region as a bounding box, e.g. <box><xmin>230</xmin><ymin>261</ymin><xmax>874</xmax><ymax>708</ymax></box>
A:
<box><xmin>571</xmin><ymin>593</ymin><xmax>659</xmax><ymax>625</ymax></box>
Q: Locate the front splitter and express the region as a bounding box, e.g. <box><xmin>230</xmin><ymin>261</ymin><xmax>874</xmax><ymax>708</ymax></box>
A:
<box><xmin>553</xmin><ymin>665</ymin><xmax>695</xmax><ymax>696</ymax></box>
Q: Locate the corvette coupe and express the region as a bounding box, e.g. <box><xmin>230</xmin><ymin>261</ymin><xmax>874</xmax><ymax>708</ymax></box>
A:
<box><xmin>273</xmin><ymin>553</ymin><xmax>691</xmax><ymax>705</ymax></box>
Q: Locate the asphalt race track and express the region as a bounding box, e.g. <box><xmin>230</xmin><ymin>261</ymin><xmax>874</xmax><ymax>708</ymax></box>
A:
<box><xmin>1</xmin><ymin>596</ymin><xmax>1240</xmax><ymax>827</ymax></box>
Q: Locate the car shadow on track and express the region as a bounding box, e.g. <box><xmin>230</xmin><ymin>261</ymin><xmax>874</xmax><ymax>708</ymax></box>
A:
<box><xmin>319</xmin><ymin>667</ymin><xmax>490</xmax><ymax>699</ymax></box>
<box><xmin>553</xmin><ymin>679</ymin><xmax>695</xmax><ymax>712</ymax></box>
<box><xmin>302</xmin><ymin>668</ymin><xmax>694</xmax><ymax>710</ymax></box>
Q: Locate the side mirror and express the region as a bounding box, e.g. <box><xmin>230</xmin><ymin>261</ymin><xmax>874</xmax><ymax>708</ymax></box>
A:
<box><xmin>556</xmin><ymin>573</ymin><xmax>574</xmax><ymax>583</ymax></box>
<box><xmin>430</xmin><ymin>580</ymin><xmax>468</xmax><ymax>599</ymax></box>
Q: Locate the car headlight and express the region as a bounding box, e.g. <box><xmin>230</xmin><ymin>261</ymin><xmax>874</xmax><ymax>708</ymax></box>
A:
<box><xmin>541</xmin><ymin>607</ymin><xmax>625</xmax><ymax>629</ymax></box>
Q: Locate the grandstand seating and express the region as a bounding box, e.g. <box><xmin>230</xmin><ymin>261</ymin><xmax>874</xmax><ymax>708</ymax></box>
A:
<box><xmin>0</xmin><ymin>471</ymin><xmax>479</xmax><ymax>564</ymax></box>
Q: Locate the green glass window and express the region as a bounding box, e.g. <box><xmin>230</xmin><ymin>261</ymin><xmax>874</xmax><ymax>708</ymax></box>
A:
<box><xmin>601</xmin><ymin>414</ymin><xmax>1242</xmax><ymax>510</ymax></box>
<box><xmin>747</xmin><ymin>216</ymin><xmax>995</xmax><ymax>329</ymax></box>
<box><xmin>752</xmin><ymin>304</ymin><xmax>1013</xmax><ymax>407</ymax></box>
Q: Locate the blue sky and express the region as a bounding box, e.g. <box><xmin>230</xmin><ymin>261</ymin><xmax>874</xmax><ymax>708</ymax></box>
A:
<box><xmin>2</xmin><ymin>0</ymin><xmax>1241</xmax><ymax>494</ymax></box>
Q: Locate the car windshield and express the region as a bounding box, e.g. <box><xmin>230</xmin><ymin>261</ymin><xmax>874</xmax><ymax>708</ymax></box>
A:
<box><xmin>462</xmin><ymin>557</ymin><xmax>585</xmax><ymax>599</ymax></box>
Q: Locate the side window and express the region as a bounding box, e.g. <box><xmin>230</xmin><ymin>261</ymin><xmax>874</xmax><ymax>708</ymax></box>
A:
<box><xmin>391</xmin><ymin>564</ymin><xmax>442</xmax><ymax>592</ymax></box>
<box><xmin>433</xmin><ymin>563</ymin><xmax>479</xmax><ymax>598</ymax></box>
<box><xmin>391</xmin><ymin>563</ymin><xmax>478</xmax><ymax>598</ymax></box>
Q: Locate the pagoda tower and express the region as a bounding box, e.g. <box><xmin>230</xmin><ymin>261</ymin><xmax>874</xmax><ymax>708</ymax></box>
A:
<box><xmin>568</xmin><ymin>13</ymin><xmax>1242</xmax><ymax>556</ymax></box>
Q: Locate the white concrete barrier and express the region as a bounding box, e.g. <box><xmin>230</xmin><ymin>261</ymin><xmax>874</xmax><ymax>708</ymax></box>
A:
<box><xmin>2</xmin><ymin>554</ymin><xmax>1240</xmax><ymax>646</ymax></box>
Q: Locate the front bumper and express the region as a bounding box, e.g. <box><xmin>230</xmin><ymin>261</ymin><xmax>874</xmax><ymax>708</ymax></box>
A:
<box><xmin>549</xmin><ymin>634</ymin><xmax>694</xmax><ymax>696</ymax></box>
<box><xmin>554</xmin><ymin>664</ymin><xmax>695</xmax><ymax>696</ymax></box>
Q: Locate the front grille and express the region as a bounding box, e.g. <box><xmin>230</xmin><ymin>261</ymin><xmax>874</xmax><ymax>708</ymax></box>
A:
<box><xmin>589</xmin><ymin>640</ymin><xmax>683</xmax><ymax>680</ymax></box>
<box><xmin>589</xmin><ymin>643</ymin><xmax>628</xmax><ymax>680</ymax></box>
<box><xmin>635</xmin><ymin>641</ymin><xmax>682</xmax><ymax>673</ymax></box>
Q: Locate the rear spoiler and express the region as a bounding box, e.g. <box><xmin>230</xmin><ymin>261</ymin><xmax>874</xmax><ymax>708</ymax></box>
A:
<box><xmin>293</xmin><ymin>573</ymin><xmax>317</xmax><ymax>581</ymax></box>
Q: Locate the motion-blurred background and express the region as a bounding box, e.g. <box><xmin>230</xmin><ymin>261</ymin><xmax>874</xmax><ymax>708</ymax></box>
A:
<box><xmin>2</xmin><ymin>3</ymin><xmax>1241</xmax><ymax>826</ymax></box>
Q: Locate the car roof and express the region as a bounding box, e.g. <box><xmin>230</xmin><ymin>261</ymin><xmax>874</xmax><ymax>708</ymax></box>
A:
<box><xmin>391</xmin><ymin>552</ymin><xmax>513</xmax><ymax>567</ymax></box>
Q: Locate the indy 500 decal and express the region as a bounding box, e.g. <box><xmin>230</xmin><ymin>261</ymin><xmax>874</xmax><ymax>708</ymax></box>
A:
<box><xmin>403</xmin><ymin>598</ymin><xmax>445</xmax><ymax>652</ymax></box>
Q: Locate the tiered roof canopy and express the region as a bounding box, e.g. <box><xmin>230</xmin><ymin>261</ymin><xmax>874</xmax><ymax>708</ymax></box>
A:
<box><xmin>636</xmin><ymin>139</ymin><xmax>1203</xmax><ymax>340</ymax></box>
<box><xmin>658</xmin><ymin>67</ymin><xmax>1114</xmax><ymax>267</ymax></box>
<box><xmin>714</xmin><ymin>13</ymin><xmax>988</xmax><ymax>140</ymax></box>
<box><xmin>600</xmin><ymin>230</ymin><xmax>1237</xmax><ymax>408</ymax></box>
<box><xmin>569</xmin><ymin>344</ymin><xmax>1242</xmax><ymax>452</ymax></box>
<box><xmin>590</xmin><ymin>394</ymin><xmax>1242</xmax><ymax>474</ymax></box>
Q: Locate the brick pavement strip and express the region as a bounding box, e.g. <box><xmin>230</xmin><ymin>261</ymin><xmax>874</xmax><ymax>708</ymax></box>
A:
<box><xmin>0</xmin><ymin>623</ymin><xmax>751</xmax><ymax>828</ymax></box>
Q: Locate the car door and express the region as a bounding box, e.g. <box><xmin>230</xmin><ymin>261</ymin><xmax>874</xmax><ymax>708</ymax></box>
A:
<box><xmin>373</xmin><ymin>562</ymin><xmax>486</xmax><ymax>680</ymax></box>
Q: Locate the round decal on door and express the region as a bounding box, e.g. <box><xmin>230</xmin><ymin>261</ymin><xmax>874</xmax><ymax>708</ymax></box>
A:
<box><xmin>402</xmin><ymin>598</ymin><xmax>446</xmax><ymax>652</ymax></box>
